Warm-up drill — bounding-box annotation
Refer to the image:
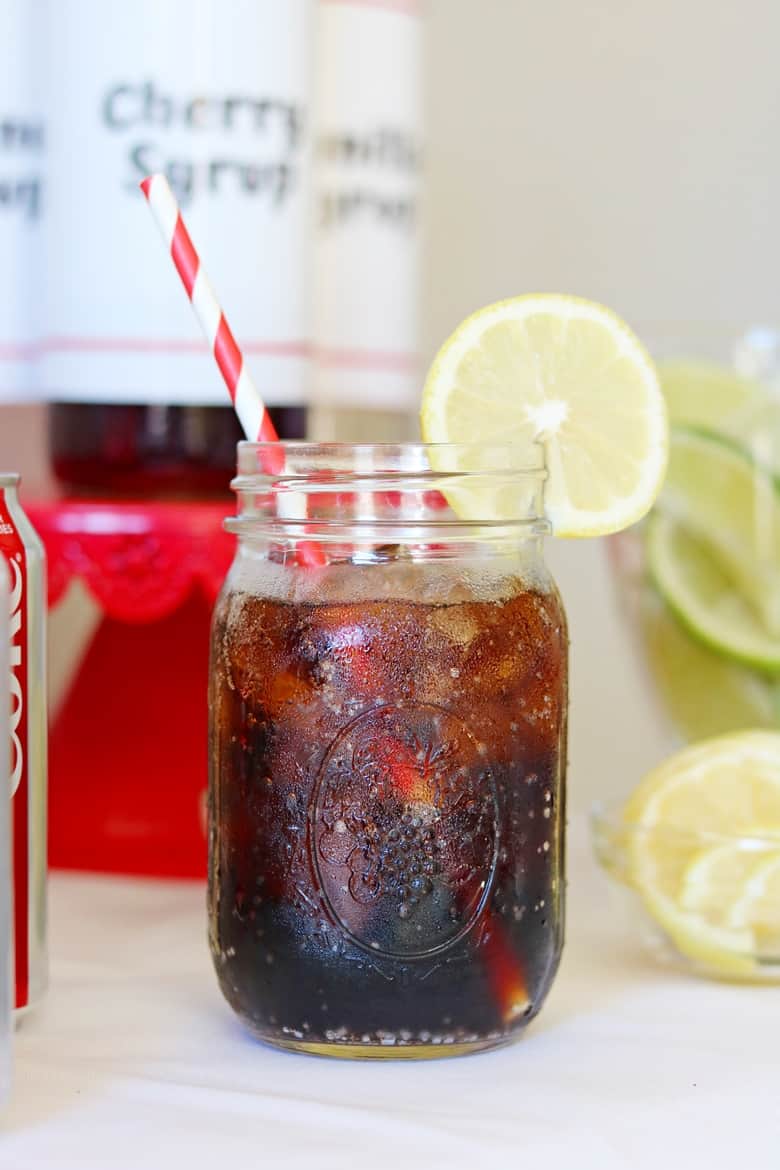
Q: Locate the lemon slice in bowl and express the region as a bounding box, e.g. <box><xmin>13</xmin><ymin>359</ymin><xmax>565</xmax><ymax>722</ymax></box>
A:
<box><xmin>675</xmin><ymin>836</ymin><xmax>780</xmax><ymax>967</ymax></box>
<box><xmin>625</xmin><ymin>731</ymin><xmax>780</xmax><ymax>884</ymax></box>
<box><xmin>624</xmin><ymin>731</ymin><xmax>780</xmax><ymax>974</ymax></box>
<box><xmin>679</xmin><ymin>840</ymin><xmax>772</xmax><ymax>923</ymax></box>
<box><xmin>420</xmin><ymin>295</ymin><xmax>668</xmax><ymax>537</ymax></box>
<box><xmin>641</xmin><ymin>889</ymin><xmax>755</xmax><ymax>978</ymax></box>
<box><xmin>728</xmin><ymin>853</ymin><xmax>780</xmax><ymax>954</ymax></box>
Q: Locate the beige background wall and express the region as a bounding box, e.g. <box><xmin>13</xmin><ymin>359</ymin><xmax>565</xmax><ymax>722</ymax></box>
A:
<box><xmin>2</xmin><ymin>0</ymin><xmax>779</xmax><ymax>808</ymax></box>
<box><xmin>422</xmin><ymin>0</ymin><xmax>780</xmax><ymax>808</ymax></box>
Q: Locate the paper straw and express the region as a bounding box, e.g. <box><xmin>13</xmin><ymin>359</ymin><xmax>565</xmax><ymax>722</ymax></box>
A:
<box><xmin>140</xmin><ymin>173</ymin><xmax>324</xmax><ymax>566</ymax></box>
<box><xmin>140</xmin><ymin>175</ymin><xmax>279</xmax><ymax>449</ymax></box>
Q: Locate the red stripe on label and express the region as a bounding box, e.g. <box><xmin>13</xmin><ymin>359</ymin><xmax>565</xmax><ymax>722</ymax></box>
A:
<box><xmin>38</xmin><ymin>337</ymin><xmax>312</xmax><ymax>358</ymax></box>
<box><xmin>37</xmin><ymin>337</ymin><xmax>418</xmax><ymax>373</ymax></box>
<box><xmin>213</xmin><ymin>318</ymin><xmax>243</xmax><ymax>400</ymax></box>
<box><xmin>317</xmin><ymin>346</ymin><xmax>419</xmax><ymax>373</ymax></box>
<box><xmin>0</xmin><ymin>345</ymin><xmax>34</xmax><ymax>361</ymax></box>
<box><xmin>171</xmin><ymin>215</ymin><xmax>199</xmax><ymax>300</ymax></box>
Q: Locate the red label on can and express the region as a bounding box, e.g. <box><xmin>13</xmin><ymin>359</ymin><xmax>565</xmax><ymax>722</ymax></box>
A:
<box><xmin>1</xmin><ymin>507</ymin><xmax>29</xmax><ymax>1010</ymax></box>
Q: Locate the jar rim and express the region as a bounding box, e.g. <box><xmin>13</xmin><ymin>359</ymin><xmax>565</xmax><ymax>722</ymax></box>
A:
<box><xmin>234</xmin><ymin>440</ymin><xmax>546</xmax><ymax>479</ymax></box>
<box><xmin>229</xmin><ymin>440</ymin><xmax>549</xmax><ymax>538</ymax></box>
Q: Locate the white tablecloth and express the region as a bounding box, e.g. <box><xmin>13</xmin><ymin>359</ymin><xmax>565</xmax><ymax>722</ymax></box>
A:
<box><xmin>2</xmin><ymin>834</ymin><xmax>778</xmax><ymax>1170</ymax></box>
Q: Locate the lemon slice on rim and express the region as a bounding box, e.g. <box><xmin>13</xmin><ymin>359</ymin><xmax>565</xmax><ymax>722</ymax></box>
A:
<box><xmin>420</xmin><ymin>295</ymin><xmax>668</xmax><ymax>537</ymax></box>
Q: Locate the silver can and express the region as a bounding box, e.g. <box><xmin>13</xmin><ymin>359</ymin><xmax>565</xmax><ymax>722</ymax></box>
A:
<box><xmin>0</xmin><ymin>473</ymin><xmax>47</xmax><ymax>1014</ymax></box>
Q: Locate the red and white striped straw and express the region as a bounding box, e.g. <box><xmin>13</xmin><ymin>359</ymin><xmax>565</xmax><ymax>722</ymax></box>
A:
<box><xmin>140</xmin><ymin>173</ymin><xmax>280</xmax><ymax>450</ymax></box>
<box><xmin>140</xmin><ymin>172</ymin><xmax>324</xmax><ymax>565</ymax></box>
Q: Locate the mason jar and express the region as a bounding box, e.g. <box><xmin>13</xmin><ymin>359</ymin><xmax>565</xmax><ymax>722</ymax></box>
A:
<box><xmin>208</xmin><ymin>442</ymin><xmax>568</xmax><ymax>1058</ymax></box>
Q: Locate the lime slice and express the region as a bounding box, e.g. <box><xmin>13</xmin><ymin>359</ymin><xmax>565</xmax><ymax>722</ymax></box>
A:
<box><xmin>659</xmin><ymin>428</ymin><xmax>780</xmax><ymax>635</ymax></box>
<box><xmin>639</xmin><ymin>589</ymin><xmax>779</xmax><ymax>739</ymax></box>
<box><xmin>658</xmin><ymin>359</ymin><xmax>780</xmax><ymax>474</ymax></box>
<box><xmin>647</xmin><ymin>514</ymin><xmax>780</xmax><ymax>673</ymax></box>
<box><xmin>658</xmin><ymin>360</ymin><xmax>764</xmax><ymax>431</ymax></box>
<box><xmin>420</xmin><ymin>295</ymin><xmax>668</xmax><ymax>538</ymax></box>
<box><xmin>730</xmin><ymin>399</ymin><xmax>780</xmax><ymax>475</ymax></box>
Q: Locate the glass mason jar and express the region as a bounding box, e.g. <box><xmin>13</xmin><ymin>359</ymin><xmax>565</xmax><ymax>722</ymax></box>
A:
<box><xmin>209</xmin><ymin>442</ymin><xmax>568</xmax><ymax>1058</ymax></box>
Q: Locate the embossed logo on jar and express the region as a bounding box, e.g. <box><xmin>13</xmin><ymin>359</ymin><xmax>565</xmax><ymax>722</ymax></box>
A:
<box><xmin>311</xmin><ymin>704</ymin><xmax>498</xmax><ymax>959</ymax></box>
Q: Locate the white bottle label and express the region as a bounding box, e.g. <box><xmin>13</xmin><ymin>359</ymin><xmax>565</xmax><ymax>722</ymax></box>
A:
<box><xmin>0</xmin><ymin>0</ymin><xmax>43</xmax><ymax>402</ymax></box>
<box><xmin>40</xmin><ymin>0</ymin><xmax>313</xmax><ymax>407</ymax></box>
<box><xmin>312</xmin><ymin>1</ymin><xmax>423</xmax><ymax>411</ymax></box>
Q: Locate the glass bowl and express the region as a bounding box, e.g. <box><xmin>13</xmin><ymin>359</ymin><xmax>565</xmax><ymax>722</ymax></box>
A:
<box><xmin>591</xmin><ymin>800</ymin><xmax>780</xmax><ymax>983</ymax></box>
<box><xmin>608</xmin><ymin>526</ymin><xmax>780</xmax><ymax>748</ymax></box>
<box><xmin>608</xmin><ymin>328</ymin><xmax>780</xmax><ymax>747</ymax></box>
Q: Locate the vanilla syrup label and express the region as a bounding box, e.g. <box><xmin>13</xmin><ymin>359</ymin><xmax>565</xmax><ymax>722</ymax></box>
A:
<box><xmin>312</xmin><ymin>1</ymin><xmax>423</xmax><ymax>409</ymax></box>
<box><xmin>41</xmin><ymin>0</ymin><xmax>313</xmax><ymax>406</ymax></box>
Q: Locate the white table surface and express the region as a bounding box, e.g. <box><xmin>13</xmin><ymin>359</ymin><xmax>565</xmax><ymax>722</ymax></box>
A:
<box><xmin>2</xmin><ymin>831</ymin><xmax>778</xmax><ymax>1170</ymax></box>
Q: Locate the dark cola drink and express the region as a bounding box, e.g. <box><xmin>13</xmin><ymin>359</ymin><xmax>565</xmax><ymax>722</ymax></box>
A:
<box><xmin>209</xmin><ymin>566</ymin><xmax>567</xmax><ymax>1056</ymax></box>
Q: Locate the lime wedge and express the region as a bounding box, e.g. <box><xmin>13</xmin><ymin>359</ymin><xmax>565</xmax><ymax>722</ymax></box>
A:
<box><xmin>658</xmin><ymin>360</ymin><xmax>764</xmax><ymax>431</ymax></box>
<box><xmin>420</xmin><ymin>295</ymin><xmax>668</xmax><ymax>537</ymax></box>
<box><xmin>658</xmin><ymin>359</ymin><xmax>780</xmax><ymax>474</ymax></box>
<box><xmin>659</xmin><ymin>428</ymin><xmax>780</xmax><ymax>635</ymax></box>
<box><xmin>639</xmin><ymin>590</ymin><xmax>779</xmax><ymax>739</ymax></box>
<box><xmin>730</xmin><ymin>398</ymin><xmax>780</xmax><ymax>475</ymax></box>
<box><xmin>647</xmin><ymin>514</ymin><xmax>780</xmax><ymax>673</ymax></box>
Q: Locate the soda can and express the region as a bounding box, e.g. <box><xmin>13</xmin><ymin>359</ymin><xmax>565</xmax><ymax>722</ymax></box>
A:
<box><xmin>0</xmin><ymin>554</ymin><xmax>12</xmax><ymax>1099</ymax></box>
<box><xmin>0</xmin><ymin>474</ymin><xmax>47</xmax><ymax>1014</ymax></box>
